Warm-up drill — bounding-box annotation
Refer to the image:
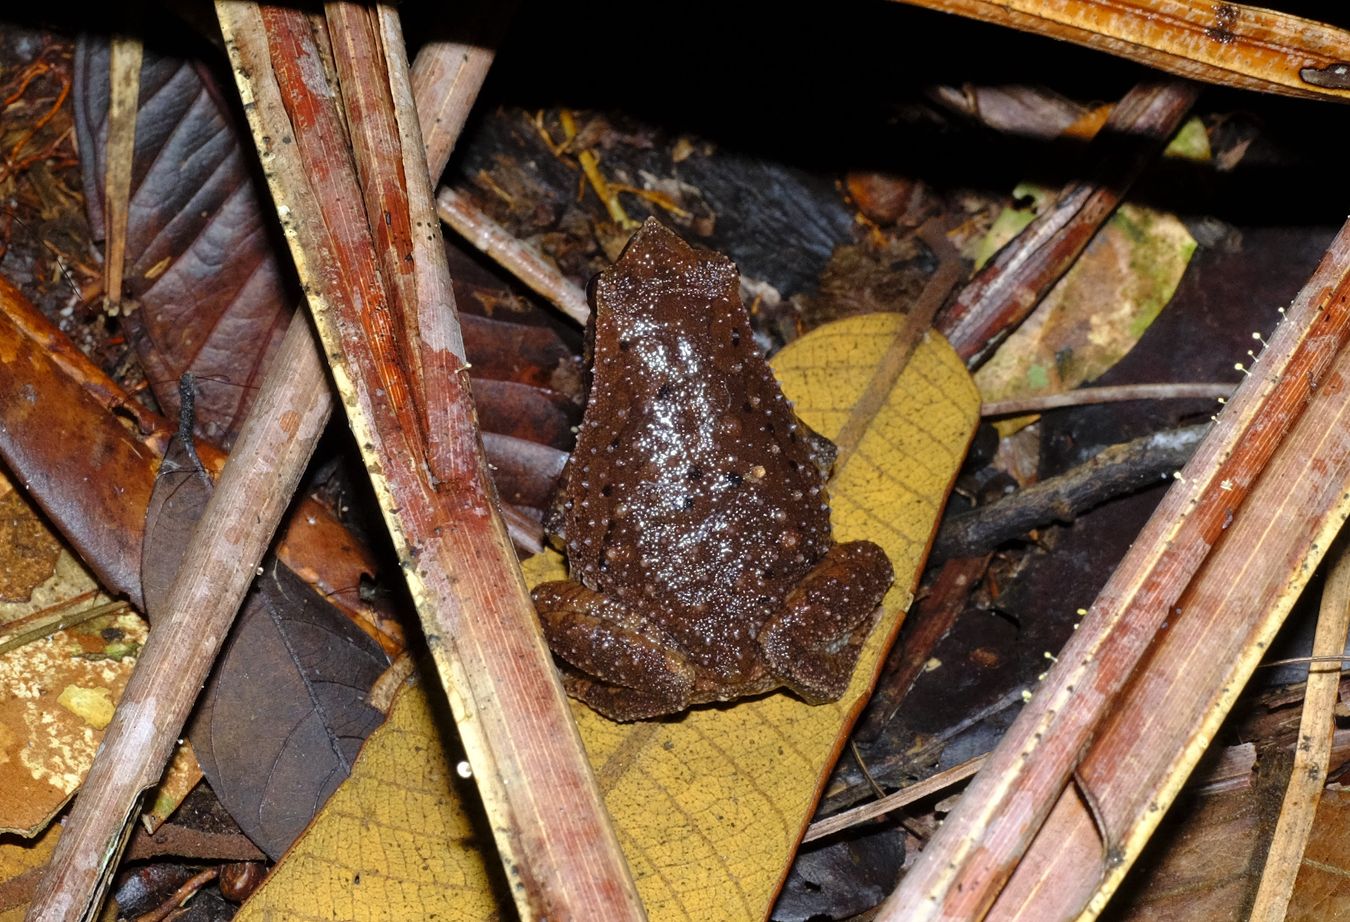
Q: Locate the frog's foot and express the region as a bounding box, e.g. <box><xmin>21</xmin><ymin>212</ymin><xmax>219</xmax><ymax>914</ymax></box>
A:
<box><xmin>758</xmin><ymin>541</ymin><xmax>894</xmax><ymax>704</ymax></box>
<box><xmin>532</xmin><ymin>580</ymin><xmax>697</xmax><ymax>721</ymax></box>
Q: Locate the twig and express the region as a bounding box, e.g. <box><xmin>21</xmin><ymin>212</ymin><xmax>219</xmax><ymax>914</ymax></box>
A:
<box><xmin>857</xmin><ymin>556</ymin><xmax>990</xmax><ymax>740</ymax></box>
<box><xmin>831</xmin><ymin>218</ymin><xmax>964</xmax><ymax>472</ymax></box>
<box><xmin>103</xmin><ymin>20</ymin><xmax>141</xmax><ymax>312</ymax></box>
<box><xmin>933</xmin><ymin>423</ymin><xmax>1208</xmax><ymax>559</ymax></box>
<box><xmin>981</xmin><ymin>382</ymin><xmax>1233</xmax><ymax>416</ymax></box>
<box><xmin>804</xmin><ymin>756</ymin><xmax>987</xmax><ymax>843</ymax></box>
<box><xmin>1249</xmin><ymin>538</ymin><xmax>1350</xmax><ymax>920</ymax></box>
<box><xmin>0</xmin><ymin>594</ymin><xmax>122</xmax><ymax>654</ymax></box>
<box><xmin>436</xmin><ymin>186</ymin><xmax>591</xmax><ymax>324</ymax></box>
<box><xmin>129</xmin><ymin>867</ymin><xmax>219</xmax><ymax>922</ymax></box>
<box><xmin>889</xmin><ymin>0</ymin><xmax>1350</xmax><ymax>101</ymax></box>
<box><xmin>938</xmin><ymin>81</ymin><xmax>1198</xmax><ymax>367</ymax></box>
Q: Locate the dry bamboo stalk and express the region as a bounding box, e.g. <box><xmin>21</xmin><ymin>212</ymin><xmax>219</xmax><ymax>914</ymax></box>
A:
<box><xmin>217</xmin><ymin>4</ymin><xmax>642</xmax><ymax>917</ymax></box>
<box><xmin>1247</xmin><ymin>542</ymin><xmax>1350</xmax><ymax>921</ymax></box>
<box><xmin>879</xmin><ymin>217</ymin><xmax>1350</xmax><ymax>921</ymax></box>
<box><xmin>103</xmin><ymin>27</ymin><xmax>141</xmax><ymax>310</ymax></box>
<box><xmin>938</xmin><ymin>81</ymin><xmax>1198</xmax><ymax>366</ymax></box>
<box><xmin>980</xmin><ymin>323</ymin><xmax>1350</xmax><ymax>920</ymax></box>
<box><xmin>24</xmin><ymin>311</ymin><xmax>331</xmax><ymax>922</ymax></box>
<box><xmin>437</xmin><ymin>185</ymin><xmax>591</xmax><ymax>324</ymax></box>
<box><xmin>412</xmin><ymin>29</ymin><xmax>502</xmax><ymax>180</ymax></box>
<box><xmin>890</xmin><ymin>0</ymin><xmax>1350</xmax><ymax>102</ymax></box>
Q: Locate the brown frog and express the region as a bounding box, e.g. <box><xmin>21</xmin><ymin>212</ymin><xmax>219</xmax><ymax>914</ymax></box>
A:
<box><xmin>532</xmin><ymin>219</ymin><xmax>893</xmax><ymax>721</ymax></box>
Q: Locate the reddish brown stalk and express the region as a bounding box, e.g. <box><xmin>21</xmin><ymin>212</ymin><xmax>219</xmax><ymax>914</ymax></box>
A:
<box><xmin>890</xmin><ymin>0</ymin><xmax>1350</xmax><ymax>101</ymax></box>
<box><xmin>880</xmin><ymin>217</ymin><xmax>1350</xmax><ymax>920</ymax></box>
<box><xmin>219</xmin><ymin>4</ymin><xmax>642</xmax><ymax>917</ymax></box>
<box><xmin>858</xmin><ymin>556</ymin><xmax>991</xmax><ymax>740</ymax></box>
<box><xmin>938</xmin><ymin>81</ymin><xmax>1198</xmax><ymax>367</ymax></box>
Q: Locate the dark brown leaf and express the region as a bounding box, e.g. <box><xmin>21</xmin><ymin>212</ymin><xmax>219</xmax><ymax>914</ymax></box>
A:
<box><xmin>74</xmin><ymin>35</ymin><xmax>292</xmax><ymax>450</ymax></box>
<box><xmin>74</xmin><ymin>39</ymin><xmax>582</xmax><ymax>519</ymax></box>
<box><xmin>142</xmin><ymin>438</ymin><xmax>389</xmax><ymax>861</ymax></box>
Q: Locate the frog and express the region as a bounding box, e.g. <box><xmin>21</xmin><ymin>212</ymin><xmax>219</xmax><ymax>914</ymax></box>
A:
<box><xmin>532</xmin><ymin>219</ymin><xmax>894</xmax><ymax>721</ymax></box>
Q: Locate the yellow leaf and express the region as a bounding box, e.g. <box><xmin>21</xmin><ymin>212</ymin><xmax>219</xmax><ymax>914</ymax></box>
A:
<box><xmin>236</xmin><ymin>315</ymin><xmax>979</xmax><ymax>921</ymax></box>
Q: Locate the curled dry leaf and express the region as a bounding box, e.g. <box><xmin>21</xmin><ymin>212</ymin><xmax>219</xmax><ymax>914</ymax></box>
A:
<box><xmin>230</xmin><ymin>315</ymin><xmax>979</xmax><ymax>921</ymax></box>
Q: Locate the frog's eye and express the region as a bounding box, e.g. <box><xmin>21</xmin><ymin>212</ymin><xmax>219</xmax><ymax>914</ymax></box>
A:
<box><xmin>730</xmin><ymin>329</ymin><xmax>741</xmax><ymax>347</ymax></box>
<box><xmin>686</xmin><ymin>466</ymin><xmax>704</xmax><ymax>482</ymax></box>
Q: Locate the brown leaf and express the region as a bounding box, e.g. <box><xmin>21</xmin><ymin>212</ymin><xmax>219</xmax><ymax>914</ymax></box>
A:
<box><xmin>142</xmin><ymin>439</ymin><xmax>389</xmax><ymax>860</ymax></box>
<box><xmin>74</xmin><ymin>35</ymin><xmax>292</xmax><ymax>449</ymax></box>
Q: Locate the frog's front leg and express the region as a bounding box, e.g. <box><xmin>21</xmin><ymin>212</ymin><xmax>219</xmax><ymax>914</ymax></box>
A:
<box><xmin>758</xmin><ymin>541</ymin><xmax>894</xmax><ymax>703</ymax></box>
<box><xmin>532</xmin><ymin>580</ymin><xmax>698</xmax><ymax>721</ymax></box>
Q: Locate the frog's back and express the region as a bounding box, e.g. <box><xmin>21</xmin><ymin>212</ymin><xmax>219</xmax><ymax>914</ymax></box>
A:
<box><xmin>559</xmin><ymin>220</ymin><xmax>833</xmax><ymax>673</ymax></box>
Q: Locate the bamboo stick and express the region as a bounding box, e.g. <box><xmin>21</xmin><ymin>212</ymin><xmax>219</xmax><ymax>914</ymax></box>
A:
<box><xmin>890</xmin><ymin>0</ymin><xmax>1350</xmax><ymax>102</ymax></box>
<box><xmin>1246</xmin><ymin>541</ymin><xmax>1350</xmax><ymax>921</ymax></box>
<box><xmin>218</xmin><ymin>4</ymin><xmax>643</xmax><ymax>916</ymax></box>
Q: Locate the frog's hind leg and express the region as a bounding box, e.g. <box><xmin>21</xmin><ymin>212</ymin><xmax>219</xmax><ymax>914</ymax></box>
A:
<box><xmin>532</xmin><ymin>580</ymin><xmax>697</xmax><ymax>721</ymax></box>
<box><xmin>758</xmin><ymin>541</ymin><xmax>894</xmax><ymax>704</ymax></box>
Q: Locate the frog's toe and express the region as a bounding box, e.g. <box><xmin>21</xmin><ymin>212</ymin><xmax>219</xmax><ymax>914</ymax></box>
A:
<box><xmin>533</xmin><ymin>580</ymin><xmax>696</xmax><ymax>720</ymax></box>
<box><xmin>759</xmin><ymin>541</ymin><xmax>893</xmax><ymax>703</ymax></box>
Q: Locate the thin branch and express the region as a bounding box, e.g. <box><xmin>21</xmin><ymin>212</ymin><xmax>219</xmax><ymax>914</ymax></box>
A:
<box><xmin>804</xmin><ymin>756</ymin><xmax>987</xmax><ymax>843</ymax></box>
<box><xmin>982</xmin><ymin>382</ymin><xmax>1234</xmax><ymax>416</ymax></box>
<box><xmin>934</xmin><ymin>424</ymin><xmax>1208</xmax><ymax>559</ymax></box>
<box><xmin>436</xmin><ymin>186</ymin><xmax>591</xmax><ymax>325</ymax></box>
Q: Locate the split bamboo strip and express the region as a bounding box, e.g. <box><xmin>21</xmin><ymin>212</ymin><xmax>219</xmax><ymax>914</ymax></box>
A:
<box><xmin>1246</xmin><ymin>541</ymin><xmax>1350</xmax><ymax>921</ymax></box>
<box><xmin>891</xmin><ymin>0</ymin><xmax>1350</xmax><ymax>102</ymax></box>
<box><xmin>102</xmin><ymin>27</ymin><xmax>140</xmax><ymax>310</ymax></box>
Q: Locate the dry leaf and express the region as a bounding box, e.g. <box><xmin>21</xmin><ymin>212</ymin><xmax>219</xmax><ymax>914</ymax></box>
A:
<box><xmin>234</xmin><ymin>315</ymin><xmax>978</xmax><ymax>921</ymax></box>
<box><xmin>0</xmin><ymin>470</ymin><xmax>146</xmax><ymax>838</ymax></box>
<box><xmin>974</xmin><ymin>196</ymin><xmax>1197</xmax><ymax>431</ymax></box>
<box><xmin>1286</xmin><ymin>788</ymin><xmax>1350</xmax><ymax>921</ymax></box>
<box><xmin>0</xmin><ymin>822</ymin><xmax>60</xmax><ymax>921</ymax></box>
